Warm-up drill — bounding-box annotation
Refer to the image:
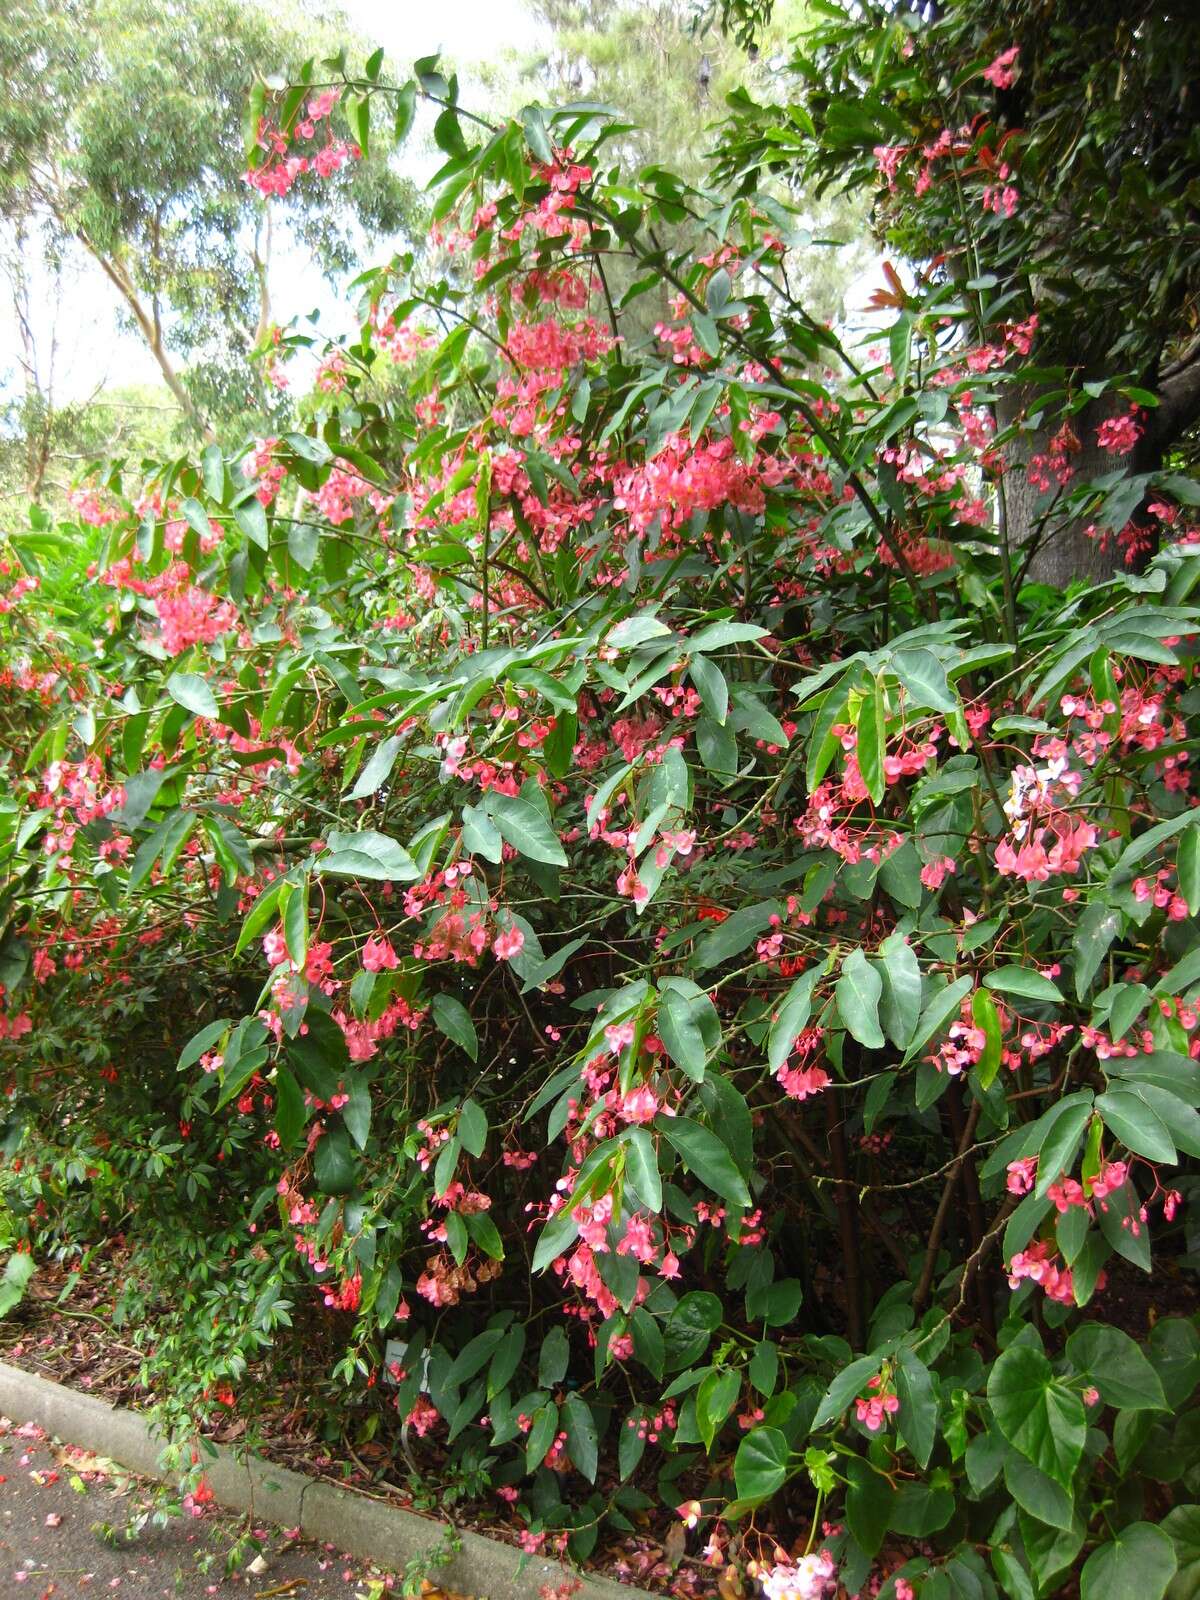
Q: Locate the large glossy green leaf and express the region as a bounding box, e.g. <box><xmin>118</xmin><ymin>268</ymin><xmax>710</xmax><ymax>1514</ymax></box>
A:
<box><xmin>432</xmin><ymin>993</ymin><xmax>479</xmax><ymax>1062</ymax></box>
<box><xmin>622</xmin><ymin>1126</ymin><xmax>662</xmax><ymax>1212</ymax></box>
<box><xmin>1096</xmin><ymin>1088</ymin><xmax>1178</xmax><ymax>1162</ymax></box>
<box><xmin>658</xmin><ymin>1116</ymin><xmax>751</xmax><ymax>1209</ymax></box>
<box><xmin>486</xmin><ymin>791</ymin><xmax>568</xmax><ymax>865</ymax></box>
<box><xmin>895</xmin><ymin>1347</ymin><xmax>937</xmax><ymax>1469</ymax></box>
<box><xmin>1066</xmin><ymin>1325</ymin><xmax>1166</xmax><ymax>1410</ymax></box>
<box><xmin>166</xmin><ymin>670</ymin><xmax>218</xmax><ymax>719</ymax></box>
<box><xmin>561</xmin><ymin>1393</ymin><xmax>599</xmax><ymax>1482</ymax></box>
<box><xmin>984</xmin><ymin>965</ymin><xmax>1064</xmax><ymax>1004</ymax></box>
<box><xmin>320</xmin><ymin>829</ymin><xmax>421</xmax><ymax>881</ymax></box>
<box><xmin>836</xmin><ymin>947</ymin><xmax>885</xmax><ymax>1048</ymax></box>
<box><xmin>733</xmin><ymin>1425</ymin><xmax>789</xmax><ymax>1502</ymax></box>
<box><xmin>656</xmin><ymin>978</ymin><xmax>719</xmax><ymax>1082</ymax></box>
<box><xmin>1080</xmin><ymin>1523</ymin><xmax>1177</xmax><ymax>1600</ymax></box>
<box><xmin>987</xmin><ymin>1344</ymin><xmax>1085</xmax><ymax>1489</ymax></box>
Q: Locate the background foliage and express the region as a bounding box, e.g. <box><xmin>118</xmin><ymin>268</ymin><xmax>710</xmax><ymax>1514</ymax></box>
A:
<box><xmin>2</xmin><ymin>3</ymin><xmax>1200</xmax><ymax>1599</ymax></box>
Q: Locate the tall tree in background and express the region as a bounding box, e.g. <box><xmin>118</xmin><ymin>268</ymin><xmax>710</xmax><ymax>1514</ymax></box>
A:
<box><xmin>713</xmin><ymin>0</ymin><xmax>1200</xmax><ymax>584</ymax></box>
<box><xmin>492</xmin><ymin>0</ymin><xmax>866</xmax><ymax>333</ymax></box>
<box><xmin>0</xmin><ymin>0</ymin><xmax>421</xmax><ymax>445</ymax></box>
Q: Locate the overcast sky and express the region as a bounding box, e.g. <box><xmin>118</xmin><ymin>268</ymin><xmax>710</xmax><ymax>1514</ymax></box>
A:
<box><xmin>0</xmin><ymin>0</ymin><xmax>546</xmax><ymax>409</ymax></box>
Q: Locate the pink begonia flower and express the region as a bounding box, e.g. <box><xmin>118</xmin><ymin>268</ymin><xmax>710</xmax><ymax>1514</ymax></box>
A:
<box><xmin>983</xmin><ymin>46</ymin><xmax>1020</xmax><ymax>89</ymax></box>
<box><xmin>362</xmin><ymin>935</ymin><xmax>398</xmax><ymax>971</ymax></box>
<box><xmin>492</xmin><ymin>925</ymin><xmax>525</xmax><ymax>961</ymax></box>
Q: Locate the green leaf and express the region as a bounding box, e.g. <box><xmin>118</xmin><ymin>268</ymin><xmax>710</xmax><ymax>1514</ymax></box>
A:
<box><xmin>690</xmin><ymin>620</ymin><xmax>768</xmax><ymax>652</ymax></box>
<box><xmin>733</xmin><ymin>1425</ymin><xmax>789</xmax><ymax>1502</ymax></box>
<box><xmin>449</xmin><ymin>1328</ymin><xmax>506</xmax><ymax>1387</ymax></box>
<box><xmin>659</xmin><ymin>1116</ymin><xmax>751</xmax><ymax>1210</ymax></box>
<box><xmin>461</xmin><ymin>802</ymin><xmax>503</xmax><ymax>863</ymax></box>
<box><xmin>344</xmin><ymin>1076</ymin><xmax>371</xmax><ymax>1150</ymax></box>
<box><xmin>1066</xmin><ymin>1325</ymin><xmax>1166</xmax><ymax>1410</ymax></box>
<box><xmin>465</xmin><ymin>1210</ymin><xmax>504</xmax><ymax>1261</ymax></box>
<box><xmin>895</xmin><ymin>1348</ymin><xmax>937</xmax><ymax>1469</ymax></box>
<box><xmin>1073</xmin><ymin>903</ymin><xmax>1122</xmax><ymax>999</ymax></box>
<box><xmin>972</xmin><ymin>988</ymin><xmax>1003</xmax><ymax>1088</ymax></box>
<box><xmin>745</xmin><ymin>1278</ymin><xmax>802</xmax><ymax>1326</ymax></box>
<box><xmin>768</xmin><ymin>965</ymin><xmax>822</xmax><ymax>1070</ymax></box>
<box><xmin>1162</xmin><ymin>1504</ymin><xmax>1200</xmax><ymax>1600</ymax></box>
<box><xmin>984</xmin><ymin>966</ymin><xmax>1064</xmax><ymax>1004</ymax></box>
<box><xmin>812</xmin><ymin>1354</ymin><xmax>884</xmax><ymax>1430</ymax></box>
<box><xmin>486</xmin><ymin>792</ymin><xmax>567</xmax><ymax>866</ymax></box>
<box><xmin>749</xmin><ymin>1340</ymin><xmax>779</xmax><ymax>1397</ymax></box>
<box><xmin>622</xmin><ymin>1127</ymin><xmax>662</xmax><ymax>1212</ymax></box>
<box><xmin>525</xmin><ymin>1402</ymin><xmax>559</xmax><ymax>1474</ymax></box>
<box><xmin>878</xmin><ymin>933</ymin><xmax>922</xmax><ymax>1050</ymax></box>
<box><xmin>891</xmin><ymin>647</ymin><xmax>957</xmax><ymax>714</ymax></box>
<box><xmin>1179</xmin><ymin>827</ymin><xmax>1200</xmax><ymax>916</ymax></box>
<box><xmin>1004</xmin><ymin>1451</ymin><xmax>1074</xmax><ymax>1530</ymax></box>
<box><xmin>1080</xmin><ymin>1524</ymin><xmax>1177</xmax><ymax>1600</ymax></box>
<box><xmin>903</xmin><ymin>975</ymin><xmax>973</xmax><ymax>1063</ymax></box>
<box><xmin>1033</xmin><ymin>1100</ymin><xmax>1094</xmax><ymax>1198</ymax></box>
<box><xmin>836</xmin><ymin>947</ymin><xmax>885</xmax><ymax>1049</ymax></box>
<box><xmin>619</xmin><ymin>1409</ymin><xmax>647</xmax><ymax>1479</ymax></box>
<box><xmin>657</xmin><ymin>980</ymin><xmax>719</xmax><ymax>1082</ymax></box>
<box><xmin>178</xmin><ymin>1018</ymin><xmax>231</xmax><ymax>1072</ymax></box>
<box><xmin>431</xmin><ymin>994</ymin><xmax>479</xmax><ymax>1062</ymax></box>
<box><xmin>697</xmin><ymin>1368</ymin><xmax>740</xmax><ymax>1451</ymax></box>
<box><xmin>855</xmin><ymin>677</ymin><xmax>886</xmax><ymax>805</ymax></box>
<box><xmin>394</xmin><ymin>80</ymin><xmax>417</xmax><ymax>143</ymax></box>
<box><xmin>664</xmin><ymin>1291</ymin><xmax>722</xmax><ymax>1369</ymax></box>
<box><xmin>1150</xmin><ymin>1318</ymin><xmax>1200</xmax><ymax>1407</ymax></box>
<box><xmin>348</xmin><ymin>92</ymin><xmax>370</xmax><ymax>158</ymax></box>
<box><xmin>561</xmin><ymin>1393</ymin><xmax>599</xmax><ymax>1482</ymax></box>
<box><xmin>992</xmin><ymin>1548</ymin><xmax>1035</xmax><ymax>1600</ymax></box>
<box><xmin>1096</xmin><ymin>1088</ymin><xmax>1177</xmax><ymax>1162</ymax></box>
<box><xmin>0</xmin><ymin>1252</ymin><xmax>36</xmax><ymax>1318</ymax></box>
<box><xmin>845</xmin><ymin>1457</ymin><xmax>893</xmax><ymax>1558</ymax></box>
<box><xmin>320</xmin><ymin>829</ymin><xmax>421</xmax><ymax>881</ymax></box>
<box><xmin>539</xmin><ymin>1324</ymin><xmax>569</xmax><ymax>1386</ymax></box>
<box><xmin>689</xmin><ymin>654</ymin><xmax>729</xmax><ymax>724</ymax></box>
<box><xmin>233</xmin><ymin>496</ymin><xmax>268</xmax><ymax>549</ymax></box>
<box><xmin>457</xmin><ymin>1097</ymin><xmax>488</xmax><ymax>1156</ymax></box>
<box><xmin>313</xmin><ymin>1126</ymin><xmax>358</xmax><ymax>1195</ymax></box>
<box><xmin>1020</xmin><ymin>1510</ymin><xmax>1085</xmax><ymax>1592</ymax></box>
<box><xmin>166</xmin><ymin>671</ymin><xmax>218</xmax><ymax>719</ymax></box>
<box><xmin>693</xmin><ymin>901</ymin><xmax>779</xmax><ymax>969</ymax></box>
<box><xmin>987</xmin><ymin>1344</ymin><xmax>1086</xmax><ymax>1490</ymax></box>
<box><xmin>346</xmin><ymin>735</ymin><xmax>403</xmax><ymax>800</ymax></box>
<box><xmin>273</xmin><ymin>1066</ymin><xmax>306</xmax><ymax>1149</ymax></box>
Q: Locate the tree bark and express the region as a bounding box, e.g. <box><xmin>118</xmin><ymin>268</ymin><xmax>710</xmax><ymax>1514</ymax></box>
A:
<box><xmin>1000</xmin><ymin>345</ymin><xmax>1200</xmax><ymax>588</ymax></box>
<box><xmin>88</xmin><ymin>246</ymin><xmax>213</xmax><ymax>442</ymax></box>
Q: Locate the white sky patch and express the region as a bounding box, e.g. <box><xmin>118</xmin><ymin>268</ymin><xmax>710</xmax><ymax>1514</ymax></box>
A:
<box><xmin>0</xmin><ymin>0</ymin><xmax>546</xmax><ymax>411</ymax></box>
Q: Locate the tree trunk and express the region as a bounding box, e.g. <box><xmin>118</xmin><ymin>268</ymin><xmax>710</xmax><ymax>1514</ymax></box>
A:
<box><xmin>998</xmin><ymin>389</ymin><xmax>1160</xmax><ymax>588</ymax></box>
<box><xmin>88</xmin><ymin>247</ymin><xmax>213</xmax><ymax>442</ymax></box>
<box><xmin>1000</xmin><ymin>347</ymin><xmax>1200</xmax><ymax>587</ymax></box>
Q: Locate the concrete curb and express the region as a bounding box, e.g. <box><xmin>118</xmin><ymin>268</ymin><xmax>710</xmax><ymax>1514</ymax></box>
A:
<box><xmin>0</xmin><ymin>1360</ymin><xmax>659</xmax><ymax>1600</ymax></box>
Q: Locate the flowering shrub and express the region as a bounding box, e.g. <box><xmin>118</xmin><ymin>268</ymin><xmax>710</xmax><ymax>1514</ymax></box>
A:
<box><xmin>3</xmin><ymin>23</ymin><xmax>1200</xmax><ymax>1600</ymax></box>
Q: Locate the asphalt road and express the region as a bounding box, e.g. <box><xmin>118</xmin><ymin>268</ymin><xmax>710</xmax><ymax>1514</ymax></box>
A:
<box><xmin>0</xmin><ymin>1415</ymin><xmax>382</xmax><ymax>1598</ymax></box>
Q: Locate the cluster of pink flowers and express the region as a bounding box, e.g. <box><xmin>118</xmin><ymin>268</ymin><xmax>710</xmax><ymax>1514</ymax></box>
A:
<box><xmin>754</xmin><ymin>1551</ymin><xmax>836</xmax><ymax>1600</ymax></box>
<box><xmin>855</xmin><ymin>1372</ymin><xmax>900</xmax><ymax>1432</ymax></box>
<box><xmin>247</xmin><ymin>437</ymin><xmax>287</xmax><ymax>506</ymax></box>
<box><xmin>982</xmin><ymin>46</ymin><xmax>1020</xmax><ymax>90</ymax></box>
<box><xmin>776</xmin><ymin>1028</ymin><xmax>830</xmax><ymax>1102</ymax></box>
<box><xmin>1096</xmin><ymin>408</ymin><xmax>1143</xmax><ymax>456</ymax></box>
<box><xmin>244</xmin><ymin>90</ymin><xmax>357</xmax><ymax>198</ymax></box>
<box><xmin>314</xmin><ymin>459</ymin><xmax>378</xmax><ymax>526</ymax></box>
<box><xmin>1027</xmin><ymin>421</ymin><xmax>1081</xmax><ymax>493</ymax></box>
<box><xmin>994</xmin><ymin>817</ymin><xmax>1097</xmax><ymax>881</ymax></box>
<box><xmin>1007</xmin><ymin>1239</ymin><xmax>1075</xmax><ymax>1303</ymax></box>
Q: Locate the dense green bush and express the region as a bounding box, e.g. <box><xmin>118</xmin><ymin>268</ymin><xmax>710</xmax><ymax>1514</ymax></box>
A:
<box><xmin>3</xmin><ymin>5</ymin><xmax>1200</xmax><ymax>1597</ymax></box>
